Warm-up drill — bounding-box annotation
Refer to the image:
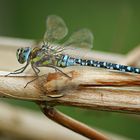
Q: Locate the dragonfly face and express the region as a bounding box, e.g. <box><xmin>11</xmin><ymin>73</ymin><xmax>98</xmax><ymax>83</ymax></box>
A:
<box><xmin>16</xmin><ymin>47</ymin><xmax>31</xmax><ymax>64</ymax></box>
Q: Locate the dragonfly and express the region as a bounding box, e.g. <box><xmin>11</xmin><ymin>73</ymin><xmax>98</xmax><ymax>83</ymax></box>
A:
<box><xmin>7</xmin><ymin>15</ymin><xmax>140</xmax><ymax>88</ymax></box>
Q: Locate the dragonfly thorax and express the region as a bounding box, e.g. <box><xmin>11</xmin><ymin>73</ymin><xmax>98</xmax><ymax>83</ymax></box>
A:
<box><xmin>16</xmin><ymin>47</ymin><xmax>31</xmax><ymax>64</ymax></box>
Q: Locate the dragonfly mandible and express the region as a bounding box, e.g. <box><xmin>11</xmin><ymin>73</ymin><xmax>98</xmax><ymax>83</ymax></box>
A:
<box><xmin>7</xmin><ymin>15</ymin><xmax>140</xmax><ymax>88</ymax></box>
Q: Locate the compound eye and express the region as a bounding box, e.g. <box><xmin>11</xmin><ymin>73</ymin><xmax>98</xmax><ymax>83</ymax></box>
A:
<box><xmin>17</xmin><ymin>48</ymin><xmax>20</xmax><ymax>54</ymax></box>
<box><xmin>16</xmin><ymin>48</ymin><xmax>21</xmax><ymax>57</ymax></box>
<box><xmin>24</xmin><ymin>48</ymin><xmax>29</xmax><ymax>52</ymax></box>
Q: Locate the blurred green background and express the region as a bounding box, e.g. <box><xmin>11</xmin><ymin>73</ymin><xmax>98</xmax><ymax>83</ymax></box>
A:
<box><xmin>0</xmin><ymin>0</ymin><xmax>140</xmax><ymax>139</ymax></box>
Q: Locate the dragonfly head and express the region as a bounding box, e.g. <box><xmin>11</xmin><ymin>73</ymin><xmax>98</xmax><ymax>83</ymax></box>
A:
<box><xmin>16</xmin><ymin>47</ymin><xmax>31</xmax><ymax>64</ymax></box>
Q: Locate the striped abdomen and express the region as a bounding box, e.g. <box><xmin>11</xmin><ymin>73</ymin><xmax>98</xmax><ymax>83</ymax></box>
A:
<box><xmin>57</xmin><ymin>54</ymin><xmax>140</xmax><ymax>74</ymax></box>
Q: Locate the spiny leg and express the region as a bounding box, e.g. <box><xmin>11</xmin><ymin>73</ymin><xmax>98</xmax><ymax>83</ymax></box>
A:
<box><xmin>24</xmin><ymin>76</ymin><xmax>39</xmax><ymax>88</ymax></box>
<box><xmin>24</xmin><ymin>65</ymin><xmax>71</xmax><ymax>88</ymax></box>
<box><xmin>48</xmin><ymin>65</ymin><xmax>71</xmax><ymax>79</ymax></box>
<box><xmin>30</xmin><ymin>65</ymin><xmax>71</xmax><ymax>79</ymax></box>
<box><xmin>5</xmin><ymin>63</ymin><xmax>29</xmax><ymax>76</ymax></box>
<box><xmin>32</xmin><ymin>65</ymin><xmax>40</xmax><ymax>76</ymax></box>
<box><xmin>24</xmin><ymin>65</ymin><xmax>40</xmax><ymax>88</ymax></box>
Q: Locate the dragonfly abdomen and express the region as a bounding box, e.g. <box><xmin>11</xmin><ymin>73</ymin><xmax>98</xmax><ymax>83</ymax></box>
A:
<box><xmin>84</xmin><ymin>60</ymin><xmax>140</xmax><ymax>74</ymax></box>
<box><xmin>57</xmin><ymin>54</ymin><xmax>140</xmax><ymax>74</ymax></box>
<box><xmin>57</xmin><ymin>55</ymin><xmax>76</xmax><ymax>67</ymax></box>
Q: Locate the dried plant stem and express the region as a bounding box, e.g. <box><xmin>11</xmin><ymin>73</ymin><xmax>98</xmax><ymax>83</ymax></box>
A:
<box><xmin>0</xmin><ymin>68</ymin><xmax>140</xmax><ymax>114</ymax></box>
<box><xmin>0</xmin><ymin>102</ymin><xmax>130</xmax><ymax>140</ymax></box>
<box><xmin>121</xmin><ymin>45</ymin><xmax>140</xmax><ymax>66</ymax></box>
<box><xmin>38</xmin><ymin>103</ymin><xmax>108</xmax><ymax>140</ymax></box>
<box><xmin>0</xmin><ymin>102</ymin><xmax>89</xmax><ymax>140</ymax></box>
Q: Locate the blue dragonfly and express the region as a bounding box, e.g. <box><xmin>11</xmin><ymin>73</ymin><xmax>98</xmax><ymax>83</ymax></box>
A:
<box><xmin>7</xmin><ymin>15</ymin><xmax>140</xmax><ymax>88</ymax></box>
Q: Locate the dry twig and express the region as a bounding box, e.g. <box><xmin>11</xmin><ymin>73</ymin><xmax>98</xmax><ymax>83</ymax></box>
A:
<box><xmin>0</xmin><ymin>102</ymin><xmax>88</xmax><ymax>140</ymax></box>
<box><xmin>121</xmin><ymin>45</ymin><xmax>140</xmax><ymax>66</ymax></box>
<box><xmin>38</xmin><ymin>104</ymin><xmax>108</xmax><ymax>140</ymax></box>
<box><xmin>0</xmin><ymin>68</ymin><xmax>140</xmax><ymax>114</ymax></box>
<box><xmin>0</xmin><ymin>102</ymin><xmax>130</xmax><ymax>140</ymax></box>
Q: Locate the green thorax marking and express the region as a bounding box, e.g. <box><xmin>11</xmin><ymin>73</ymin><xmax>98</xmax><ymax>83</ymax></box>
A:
<box><xmin>30</xmin><ymin>47</ymin><xmax>43</xmax><ymax>64</ymax></box>
<box><xmin>30</xmin><ymin>47</ymin><xmax>60</xmax><ymax>66</ymax></box>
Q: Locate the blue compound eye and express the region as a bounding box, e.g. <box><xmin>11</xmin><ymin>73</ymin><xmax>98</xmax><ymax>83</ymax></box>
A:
<box><xmin>24</xmin><ymin>48</ymin><xmax>30</xmax><ymax>52</ymax></box>
<box><xmin>16</xmin><ymin>47</ymin><xmax>31</xmax><ymax>64</ymax></box>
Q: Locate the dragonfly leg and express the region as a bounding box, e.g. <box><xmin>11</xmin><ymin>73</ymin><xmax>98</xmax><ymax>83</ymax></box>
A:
<box><xmin>5</xmin><ymin>63</ymin><xmax>29</xmax><ymax>76</ymax></box>
<box><xmin>24</xmin><ymin>76</ymin><xmax>39</xmax><ymax>88</ymax></box>
<box><xmin>25</xmin><ymin>65</ymin><xmax>71</xmax><ymax>88</ymax></box>
<box><xmin>31</xmin><ymin>65</ymin><xmax>40</xmax><ymax>76</ymax></box>
<box><xmin>24</xmin><ymin>65</ymin><xmax>40</xmax><ymax>88</ymax></box>
<box><xmin>48</xmin><ymin>65</ymin><xmax>71</xmax><ymax>79</ymax></box>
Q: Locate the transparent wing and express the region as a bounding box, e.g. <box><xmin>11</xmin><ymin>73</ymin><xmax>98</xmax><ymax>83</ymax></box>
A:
<box><xmin>44</xmin><ymin>15</ymin><xmax>68</xmax><ymax>43</ymax></box>
<box><xmin>63</xmin><ymin>28</ymin><xmax>94</xmax><ymax>49</ymax></box>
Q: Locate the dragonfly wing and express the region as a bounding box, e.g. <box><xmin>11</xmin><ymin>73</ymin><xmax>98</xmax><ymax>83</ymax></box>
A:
<box><xmin>44</xmin><ymin>15</ymin><xmax>68</xmax><ymax>43</ymax></box>
<box><xmin>63</xmin><ymin>28</ymin><xmax>94</xmax><ymax>49</ymax></box>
